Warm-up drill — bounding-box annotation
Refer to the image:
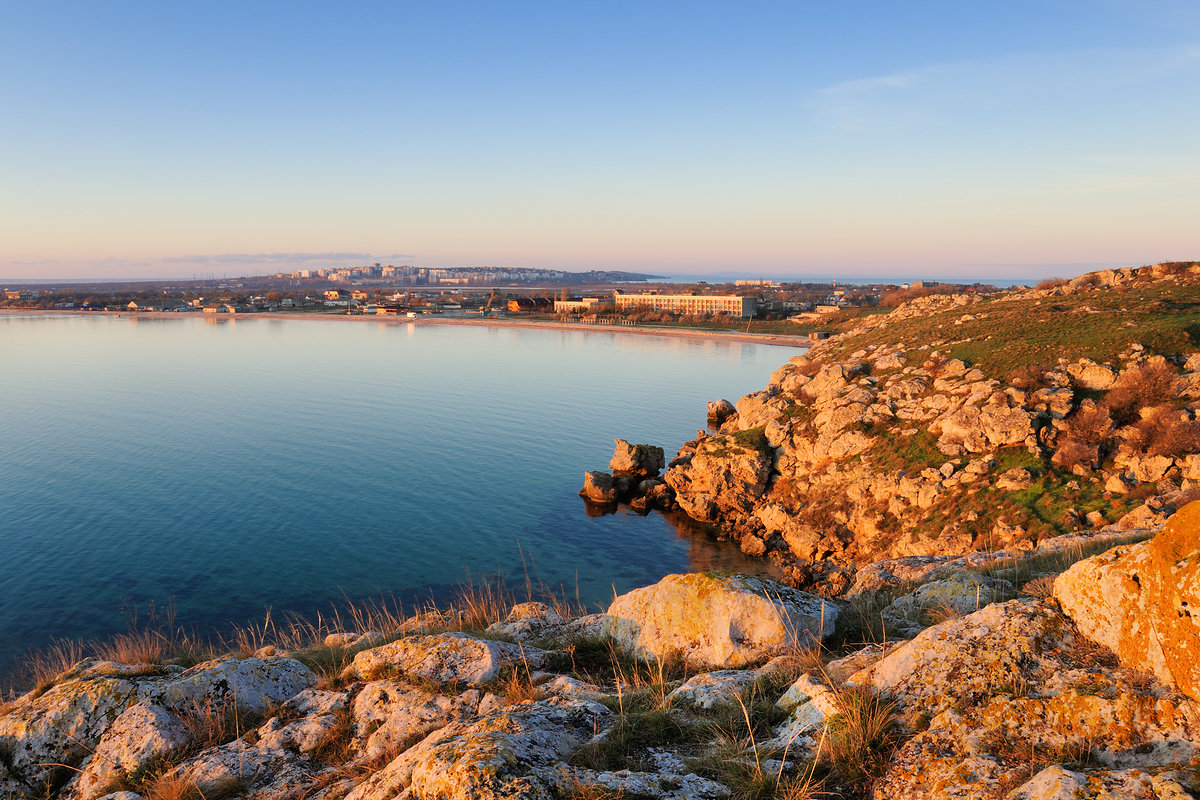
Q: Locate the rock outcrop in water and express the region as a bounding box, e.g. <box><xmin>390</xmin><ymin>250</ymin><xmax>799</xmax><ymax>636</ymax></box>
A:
<box><xmin>4</xmin><ymin>503</ymin><xmax>1200</xmax><ymax>799</ymax></box>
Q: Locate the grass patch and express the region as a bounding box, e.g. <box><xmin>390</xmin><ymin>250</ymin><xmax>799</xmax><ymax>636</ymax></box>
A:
<box><xmin>732</xmin><ymin>427</ymin><xmax>774</xmax><ymax>455</ymax></box>
<box><xmin>570</xmin><ymin>709</ymin><xmax>704</xmax><ymax>772</ymax></box>
<box><xmin>862</xmin><ymin>429</ymin><xmax>944</xmax><ymax>474</ymax></box>
<box><xmin>821</xmin><ymin>267</ymin><xmax>1200</xmax><ymax>377</ymax></box>
<box><xmin>973</xmin><ymin>531</ymin><xmax>1151</xmax><ymax>586</ymax></box>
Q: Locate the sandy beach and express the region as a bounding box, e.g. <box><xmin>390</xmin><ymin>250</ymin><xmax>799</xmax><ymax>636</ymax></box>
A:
<box><xmin>2</xmin><ymin>308</ymin><xmax>810</xmax><ymax>349</ymax></box>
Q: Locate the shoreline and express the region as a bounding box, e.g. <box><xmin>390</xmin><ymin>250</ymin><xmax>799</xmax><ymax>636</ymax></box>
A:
<box><xmin>0</xmin><ymin>308</ymin><xmax>810</xmax><ymax>349</ymax></box>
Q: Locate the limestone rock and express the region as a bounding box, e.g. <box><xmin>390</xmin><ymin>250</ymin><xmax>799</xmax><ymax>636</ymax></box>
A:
<box><xmin>0</xmin><ymin>656</ymin><xmax>313</xmax><ymax>790</ymax></box>
<box><xmin>352</xmin><ymin>680</ymin><xmax>482</xmax><ymax>760</ymax></box>
<box><xmin>0</xmin><ymin>674</ymin><xmax>143</xmax><ymax>787</ymax></box>
<box><xmin>345</xmin><ymin>700</ymin><xmax>607</xmax><ymax>800</ymax></box>
<box><xmin>706</xmin><ymin>398</ymin><xmax>737</xmax><ymax>426</ymax></box>
<box><xmin>609</xmin><ymin>439</ymin><xmax>665</xmax><ymax>478</ymax></box>
<box><xmin>601</xmin><ymin>573</ymin><xmax>837</xmax><ymax>667</ymax></box>
<box><xmin>1067</xmin><ymin>359</ymin><xmax>1117</xmax><ymax>390</ymax></box>
<box><xmin>849</xmin><ymin>599</ymin><xmax>1071</xmax><ymax>716</ymax></box>
<box><xmin>154</xmin><ymin>656</ymin><xmax>315</xmax><ymax>713</ymax></box>
<box><xmin>933</xmin><ymin>403</ymin><xmax>1035</xmax><ymax>453</ymax></box>
<box><xmin>546</xmin><ymin>766</ymin><xmax>728</xmax><ymax>800</ymax></box>
<box><xmin>884</xmin><ymin>574</ymin><xmax>1015</xmax><ymax>624</ymax></box>
<box><xmin>663</xmin><ymin>434</ymin><xmax>772</xmax><ymax>524</ymax></box>
<box><xmin>579</xmin><ymin>470</ymin><xmax>617</xmax><ymax>504</ymax></box>
<box><xmin>665</xmin><ymin>662</ymin><xmax>783</xmax><ymax>710</ymax></box>
<box><xmin>484</xmin><ymin>602</ymin><xmax>568</xmax><ymax>643</ymax></box>
<box><xmin>996</xmin><ymin>467</ymin><xmax>1035</xmax><ymax>491</ymax></box>
<box><xmin>1054</xmin><ymin>501</ymin><xmax>1200</xmax><ymax>701</ymax></box>
<box><xmin>770</xmin><ymin>673</ymin><xmax>840</xmax><ymax>749</ymax></box>
<box><xmin>67</xmin><ymin>702</ymin><xmax>188</xmax><ymax>800</ymax></box>
<box><xmin>343</xmin><ymin>632</ymin><xmax>547</xmax><ymax>686</ymax></box>
<box><xmin>1007</xmin><ymin>765</ymin><xmax>1198</xmax><ymax>800</ymax></box>
<box><xmin>802</xmin><ymin>363</ymin><xmax>858</xmax><ymax>401</ymax></box>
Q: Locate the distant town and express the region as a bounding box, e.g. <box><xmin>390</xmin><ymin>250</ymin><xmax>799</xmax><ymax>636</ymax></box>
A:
<box><xmin>1</xmin><ymin>263</ymin><xmax>1000</xmax><ymax>330</ymax></box>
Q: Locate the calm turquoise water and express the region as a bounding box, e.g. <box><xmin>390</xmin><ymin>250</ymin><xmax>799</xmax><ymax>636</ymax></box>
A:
<box><xmin>0</xmin><ymin>315</ymin><xmax>794</xmax><ymax>671</ymax></box>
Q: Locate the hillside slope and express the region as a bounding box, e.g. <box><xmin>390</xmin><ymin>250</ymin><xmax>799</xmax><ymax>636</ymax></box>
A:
<box><xmin>659</xmin><ymin>262</ymin><xmax>1200</xmax><ymax>592</ymax></box>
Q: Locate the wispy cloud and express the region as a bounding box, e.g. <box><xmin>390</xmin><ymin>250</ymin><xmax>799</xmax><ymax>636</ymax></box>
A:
<box><xmin>161</xmin><ymin>252</ymin><xmax>377</xmax><ymax>265</ymax></box>
<box><xmin>807</xmin><ymin>44</ymin><xmax>1200</xmax><ymax>133</ymax></box>
<box><xmin>0</xmin><ymin>252</ymin><xmax>418</xmax><ymax>282</ymax></box>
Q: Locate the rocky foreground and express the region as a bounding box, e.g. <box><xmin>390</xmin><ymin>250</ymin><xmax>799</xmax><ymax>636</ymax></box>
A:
<box><xmin>3</xmin><ymin>502</ymin><xmax>1199</xmax><ymax>800</ymax></box>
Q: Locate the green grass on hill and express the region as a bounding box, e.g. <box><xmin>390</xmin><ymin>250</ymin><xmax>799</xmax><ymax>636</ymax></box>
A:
<box><xmin>822</xmin><ymin>269</ymin><xmax>1200</xmax><ymax>377</ymax></box>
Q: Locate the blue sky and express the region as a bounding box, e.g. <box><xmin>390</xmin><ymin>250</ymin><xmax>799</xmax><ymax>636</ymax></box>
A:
<box><xmin>1</xmin><ymin>1</ymin><xmax>1197</xmax><ymax>282</ymax></box>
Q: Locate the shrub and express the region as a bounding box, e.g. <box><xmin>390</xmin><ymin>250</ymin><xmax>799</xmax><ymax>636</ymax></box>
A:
<box><xmin>1124</xmin><ymin>407</ymin><xmax>1200</xmax><ymax>458</ymax></box>
<box><xmin>1035</xmin><ymin>277</ymin><xmax>1068</xmax><ymax>290</ymax></box>
<box><xmin>1065</xmin><ymin>405</ymin><xmax>1114</xmax><ymax>446</ymax></box>
<box><xmin>1007</xmin><ymin>364</ymin><xmax>1049</xmax><ymax>390</ymax></box>
<box><xmin>1104</xmin><ymin>363</ymin><xmax>1178</xmax><ymax>425</ymax></box>
<box><xmin>1051</xmin><ymin>439</ymin><xmax>1098</xmax><ymax>471</ymax></box>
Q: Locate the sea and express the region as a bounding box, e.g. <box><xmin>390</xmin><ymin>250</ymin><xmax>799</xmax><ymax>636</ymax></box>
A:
<box><xmin>0</xmin><ymin>314</ymin><xmax>797</xmax><ymax>673</ymax></box>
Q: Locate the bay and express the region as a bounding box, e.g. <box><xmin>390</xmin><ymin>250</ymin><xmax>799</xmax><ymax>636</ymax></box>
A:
<box><xmin>0</xmin><ymin>314</ymin><xmax>796</xmax><ymax>672</ymax></box>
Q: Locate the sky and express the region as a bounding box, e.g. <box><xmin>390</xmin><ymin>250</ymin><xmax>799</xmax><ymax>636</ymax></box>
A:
<box><xmin>1</xmin><ymin>1</ymin><xmax>1198</xmax><ymax>283</ymax></box>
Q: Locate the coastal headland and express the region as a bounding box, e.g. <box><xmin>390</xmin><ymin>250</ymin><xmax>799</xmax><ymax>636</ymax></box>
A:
<box><xmin>4</xmin><ymin>262</ymin><xmax>1200</xmax><ymax>799</ymax></box>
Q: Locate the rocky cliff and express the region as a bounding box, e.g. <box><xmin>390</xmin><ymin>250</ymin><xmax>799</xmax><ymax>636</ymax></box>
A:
<box><xmin>651</xmin><ymin>263</ymin><xmax>1200</xmax><ymax>593</ymax></box>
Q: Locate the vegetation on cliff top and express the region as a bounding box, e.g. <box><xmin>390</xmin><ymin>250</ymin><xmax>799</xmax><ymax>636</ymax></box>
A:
<box><xmin>821</xmin><ymin>262</ymin><xmax>1200</xmax><ymax>377</ymax></box>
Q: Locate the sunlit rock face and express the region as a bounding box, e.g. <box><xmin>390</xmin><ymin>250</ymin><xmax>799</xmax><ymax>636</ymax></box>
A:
<box><xmin>601</xmin><ymin>572</ymin><xmax>837</xmax><ymax>667</ymax></box>
<box><xmin>1055</xmin><ymin>501</ymin><xmax>1200</xmax><ymax>702</ymax></box>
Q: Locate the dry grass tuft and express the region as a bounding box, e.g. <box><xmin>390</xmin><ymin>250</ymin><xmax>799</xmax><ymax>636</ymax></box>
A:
<box><xmin>818</xmin><ymin>686</ymin><xmax>900</xmax><ymax>785</ymax></box>
<box><xmin>140</xmin><ymin>773</ymin><xmax>246</xmax><ymax>800</ymax></box>
<box><xmin>177</xmin><ymin>696</ymin><xmax>265</xmax><ymax>753</ymax></box>
<box><xmin>1021</xmin><ymin>575</ymin><xmax>1057</xmax><ymax>598</ymax></box>
<box><xmin>921</xmin><ymin>601</ymin><xmax>964</xmax><ymax>627</ymax></box>
<box><xmin>7</xmin><ymin>566</ymin><xmax>586</xmax><ymax>697</ymax></box>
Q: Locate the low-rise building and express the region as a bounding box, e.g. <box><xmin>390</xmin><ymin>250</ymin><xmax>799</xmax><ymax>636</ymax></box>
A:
<box><xmin>613</xmin><ymin>291</ymin><xmax>756</xmax><ymax>318</ymax></box>
<box><xmin>554</xmin><ymin>297</ymin><xmax>604</xmax><ymax>314</ymax></box>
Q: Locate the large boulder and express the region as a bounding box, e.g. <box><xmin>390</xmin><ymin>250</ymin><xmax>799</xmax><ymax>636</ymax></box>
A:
<box><xmin>663</xmin><ymin>435</ymin><xmax>772</xmax><ymax>524</ymax></box>
<box><xmin>849</xmin><ymin>599</ymin><xmax>1071</xmax><ymax>715</ymax></box>
<box><xmin>706</xmin><ymin>398</ymin><xmax>737</xmax><ymax>426</ymax></box>
<box><xmin>933</xmin><ymin>403</ymin><xmax>1035</xmax><ymax>453</ymax></box>
<box><xmin>154</xmin><ymin>655</ymin><xmax>315</xmax><ymax>712</ymax></box>
<box><xmin>1054</xmin><ymin>501</ymin><xmax>1200</xmax><ymax>701</ymax></box>
<box><xmin>0</xmin><ymin>674</ymin><xmax>144</xmax><ymax>788</ymax></box>
<box><xmin>600</xmin><ymin>573</ymin><xmax>838</xmax><ymax>667</ymax></box>
<box><xmin>344</xmin><ymin>700</ymin><xmax>607</xmax><ymax>800</ymax></box>
<box><xmin>0</xmin><ymin>656</ymin><xmax>314</xmax><ymax>789</ymax></box>
<box><xmin>343</xmin><ymin>632</ymin><xmax>547</xmax><ymax>686</ymax></box>
<box><xmin>66</xmin><ymin>702</ymin><xmax>188</xmax><ymax>800</ymax></box>
<box><xmin>1066</xmin><ymin>359</ymin><xmax>1117</xmax><ymax>390</ymax></box>
<box><xmin>352</xmin><ymin>680</ymin><xmax>483</xmax><ymax>760</ymax></box>
<box><xmin>608</xmin><ymin>439</ymin><xmax>665</xmax><ymax>478</ymax></box>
